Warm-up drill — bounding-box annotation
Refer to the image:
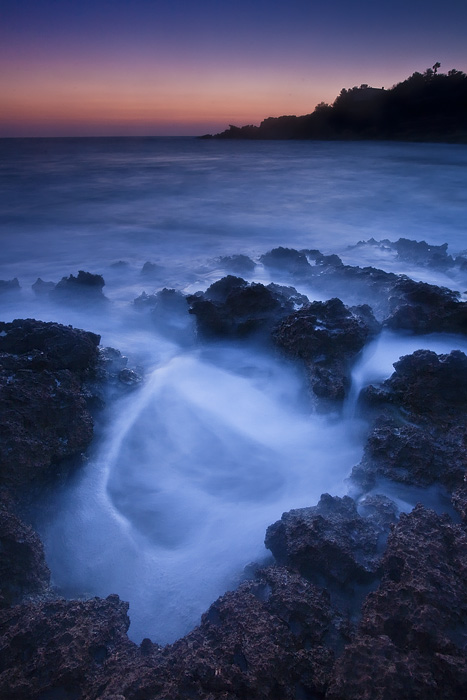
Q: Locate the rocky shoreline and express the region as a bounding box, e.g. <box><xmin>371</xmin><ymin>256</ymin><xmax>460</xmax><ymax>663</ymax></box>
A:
<box><xmin>1</xmin><ymin>243</ymin><xmax>467</xmax><ymax>699</ymax></box>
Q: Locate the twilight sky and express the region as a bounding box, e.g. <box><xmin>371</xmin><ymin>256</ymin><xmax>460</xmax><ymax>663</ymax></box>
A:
<box><xmin>1</xmin><ymin>0</ymin><xmax>466</xmax><ymax>137</ymax></box>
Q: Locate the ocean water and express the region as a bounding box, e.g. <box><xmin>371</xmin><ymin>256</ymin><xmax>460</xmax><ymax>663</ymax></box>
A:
<box><xmin>1</xmin><ymin>137</ymin><xmax>467</xmax><ymax>644</ymax></box>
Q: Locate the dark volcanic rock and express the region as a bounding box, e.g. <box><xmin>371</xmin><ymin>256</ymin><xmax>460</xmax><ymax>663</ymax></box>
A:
<box><xmin>51</xmin><ymin>270</ymin><xmax>107</xmax><ymax>305</ymax></box>
<box><xmin>384</xmin><ymin>277</ymin><xmax>467</xmax><ymax>334</ymax></box>
<box><xmin>217</xmin><ymin>254</ymin><xmax>256</xmax><ymax>274</ymax></box>
<box><xmin>0</xmin><ymin>595</ymin><xmax>133</xmax><ymax>700</ymax></box>
<box><xmin>265</xmin><ymin>494</ymin><xmax>396</xmax><ymax>590</ymax></box>
<box><xmin>273</xmin><ymin>298</ymin><xmax>380</xmax><ymax>403</ymax></box>
<box><xmin>0</xmin><ymin>319</ymin><xmax>100</xmax><ymax>375</ymax></box>
<box><xmin>0</xmin><ymin>507</ymin><xmax>50</xmax><ymax>606</ymax></box>
<box><xmin>187</xmin><ymin>275</ymin><xmax>308</xmax><ymax>339</ymax></box>
<box><xmin>0</xmin><ymin>320</ymin><xmax>100</xmax><ymax>494</ymax></box>
<box><xmin>260</xmin><ymin>247</ymin><xmax>312</xmax><ymax>275</ymax></box>
<box><xmin>327</xmin><ymin>505</ymin><xmax>467</xmax><ymax>700</ymax></box>
<box><xmin>88</xmin><ymin>566</ymin><xmax>345</xmax><ymax>700</ymax></box>
<box><xmin>353</xmin><ymin>350</ymin><xmax>467</xmax><ymax>492</ymax></box>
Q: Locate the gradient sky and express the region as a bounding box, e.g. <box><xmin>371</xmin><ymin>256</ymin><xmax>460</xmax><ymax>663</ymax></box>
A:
<box><xmin>1</xmin><ymin>0</ymin><xmax>466</xmax><ymax>136</ymax></box>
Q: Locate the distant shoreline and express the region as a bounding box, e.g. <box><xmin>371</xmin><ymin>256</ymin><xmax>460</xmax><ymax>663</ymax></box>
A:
<box><xmin>203</xmin><ymin>66</ymin><xmax>467</xmax><ymax>143</ymax></box>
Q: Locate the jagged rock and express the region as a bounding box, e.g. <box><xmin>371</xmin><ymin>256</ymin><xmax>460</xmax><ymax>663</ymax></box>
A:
<box><xmin>87</xmin><ymin>566</ymin><xmax>345</xmax><ymax>700</ymax></box>
<box><xmin>0</xmin><ymin>320</ymin><xmax>100</xmax><ymax>494</ymax></box>
<box><xmin>353</xmin><ymin>237</ymin><xmax>455</xmax><ymax>270</ymax></box>
<box><xmin>353</xmin><ymin>350</ymin><xmax>467</xmax><ymax>492</ymax></box>
<box><xmin>0</xmin><ymin>508</ymin><xmax>50</xmax><ymax>606</ymax></box>
<box><xmin>0</xmin><ymin>278</ymin><xmax>20</xmax><ymax>294</ymax></box>
<box><xmin>384</xmin><ymin>277</ymin><xmax>467</xmax><ymax>333</ymax></box>
<box><xmin>31</xmin><ymin>277</ymin><xmax>56</xmax><ymax>295</ymax></box>
<box><xmin>0</xmin><ymin>595</ymin><xmax>133</xmax><ymax>700</ymax></box>
<box><xmin>0</xmin><ymin>319</ymin><xmax>100</xmax><ymax>375</ymax></box>
<box><xmin>265</xmin><ymin>495</ymin><xmax>396</xmax><ymax>590</ymax></box>
<box><xmin>273</xmin><ymin>298</ymin><xmax>380</xmax><ymax>403</ymax></box>
<box><xmin>217</xmin><ymin>254</ymin><xmax>256</xmax><ymax>274</ymax></box>
<box><xmin>327</xmin><ymin>505</ymin><xmax>467</xmax><ymax>700</ymax></box>
<box><xmin>187</xmin><ymin>276</ymin><xmax>308</xmax><ymax>339</ymax></box>
<box><xmin>51</xmin><ymin>270</ymin><xmax>107</xmax><ymax>305</ymax></box>
<box><xmin>260</xmin><ymin>247</ymin><xmax>312</xmax><ymax>275</ymax></box>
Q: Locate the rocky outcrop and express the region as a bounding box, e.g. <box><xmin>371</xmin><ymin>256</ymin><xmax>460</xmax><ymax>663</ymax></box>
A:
<box><xmin>187</xmin><ymin>275</ymin><xmax>308</xmax><ymax>339</ymax></box>
<box><xmin>326</xmin><ymin>505</ymin><xmax>467</xmax><ymax>700</ymax></box>
<box><xmin>0</xmin><ymin>278</ymin><xmax>20</xmax><ymax>294</ymax></box>
<box><xmin>353</xmin><ymin>349</ymin><xmax>467</xmax><ymax>492</ymax></box>
<box><xmin>50</xmin><ymin>271</ymin><xmax>107</xmax><ymax>306</ymax></box>
<box><xmin>0</xmin><ymin>595</ymin><xmax>133</xmax><ymax>700</ymax></box>
<box><xmin>384</xmin><ymin>277</ymin><xmax>467</xmax><ymax>334</ymax></box>
<box><xmin>265</xmin><ymin>494</ymin><xmax>396</xmax><ymax>589</ymax></box>
<box><xmin>0</xmin><ymin>319</ymin><xmax>100</xmax><ymax>495</ymax></box>
<box><xmin>0</xmin><ymin>507</ymin><xmax>50</xmax><ymax>607</ymax></box>
<box><xmin>273</xmin><ymin>298</ymin><xmax>380</xmax><ymax>404</ymax></box>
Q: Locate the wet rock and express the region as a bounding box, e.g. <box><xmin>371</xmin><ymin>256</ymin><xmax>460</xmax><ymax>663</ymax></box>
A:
<box><xmin>260</xmin><ymin>247</ymin><xmax>312</xmax><ymax>275</ymax></box>
<box><xmin>384</xmin><ymin>277</ymin><xmax>467</xmax><ymax>334</ymax></box>
<box><xmin>0</xmin><ymin>278</ymin><xmax>20</xmax><ymax>294</ymax></box>
<box><xmin>217</xmin><ymin>254</ymin><xmax>256</xmax><ymax>274</ymax></box>
<box><xmin>0</xmin><ymin>595</ymin><xmax>133</xmax><ymax>700</ymax></box>
<box><xmin>452</xmin><ymin>480</ymin><xmax>467</xmax><ymax>523</ymax></box>
<box><xmin>265</xmin><ymin>494</ymin><xmax>395</xmax><ymax>591</ymax></box>
<box><xmin>51</xmin><ymin>270</ymin><xmax>107</xmax><ymax>305</ymax></box>
<box><xmin>0</xmin><ymin>319</ymin><xmax>100</xmax><ymax>375</ymax></box>
<box><xmin>90</xmin><ymin>566</ymin><xmax>344</xmax><ymax>700</ymax></box>
<box><xmin>187</xmin><ymin>275</ymin><xmax>308</xmax><ymax>339</ymax></box>
<box><xmin>0</xmin><ymin>507</ymin><xmax>50</xmax><ymax>607</ymax></box>
<box><xmin>353</xmin><ymin>237</ymin><xmax>456</xmax><ymax>271</ymax></box>
<box><xmin>0</xmin><ymin>320</ymin><xmax>100</xmax><ymax>494</ymax></box>
<box><xmin>31</xmin><ymin>277</ymin><xmax>56</xmax><ymax>295</ymax></box>
<box><xmin>93</xmin><ymin>346</ymin><xmax>143</xmax><ymax>396</ymax></box>
<box><xmin>273</xmin><ymin>298</ymin><xmax>380</xmax><ymax>403</ymax></box>
<box><xmin>301</xmin><ymin>249</ymin><xmax>344</xmax><ymax>268</ymax></box>
<box><xmin>327</xmin><ymin>505</ymin><xmax>467</xmax><ymax>700</ymax></box>
<box><xmin>353</xmin><ymin>350</ymin><xmax>467</xmax><ymax>492</ymax></box>
<box><xmin>134</xmin><ymin>287</ymin><xmax>195</xmax><ymax>344</ymax></box>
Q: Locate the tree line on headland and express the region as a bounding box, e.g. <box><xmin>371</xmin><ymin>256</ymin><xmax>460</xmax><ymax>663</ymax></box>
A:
<box><xmin>203</xmin><ymin>65</ymin><xmax>467</xmax><ymax>142</ymax></box>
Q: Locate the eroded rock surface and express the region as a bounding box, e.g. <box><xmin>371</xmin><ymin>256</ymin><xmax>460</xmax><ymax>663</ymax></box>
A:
<box><xmin>327</xmin><ymin>505</ymin><xmax>467</xmax><ymax>700</ymax></box>
<box><xmin>0</xmin><ymin>319</ymin><xmax>100</xmax><ymax>494</ymax></box>
<box><xmin>273</xmin><ymin>298</ymin><xmax>380</xmax><ymax>403</ymax></box>
<box><xmin>353</xmin><ymin>349</ymin><xmax>467</xmax><ymax>492</ymax></box>
<box><xmin>187</xmin><ymin>275</ymin><xmax>308</xmax><ymax>339</ymax></box>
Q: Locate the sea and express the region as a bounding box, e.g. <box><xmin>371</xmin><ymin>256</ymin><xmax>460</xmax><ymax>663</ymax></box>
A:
<box><xmin>1</xmin><ymin>136</ymin><xmax>467</xmax><ymax>644</ymax></box>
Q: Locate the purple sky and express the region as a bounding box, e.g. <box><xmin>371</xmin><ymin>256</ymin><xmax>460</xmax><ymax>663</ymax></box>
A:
<box><xmin>1</xmin><ymin>0</ymin><xmax>466</xmax><ymax>136</ymax></box>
